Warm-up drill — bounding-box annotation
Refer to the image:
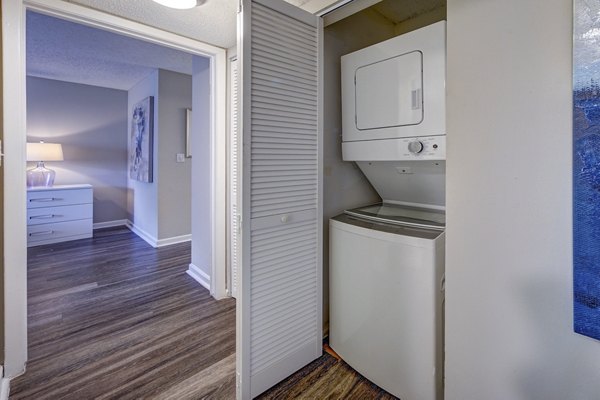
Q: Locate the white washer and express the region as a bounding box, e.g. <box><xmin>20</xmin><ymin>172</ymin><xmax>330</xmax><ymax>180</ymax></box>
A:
<box><xmin>329</xmin><ymin>203</ymin><xmax>445</xmax><ymax>400</ymax></box>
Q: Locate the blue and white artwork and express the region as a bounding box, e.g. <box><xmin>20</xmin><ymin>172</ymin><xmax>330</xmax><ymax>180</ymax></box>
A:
<box><xmin>574</xmin><ymin>0</ymin><xmax>600</xmax><ymax>340</ymax></box>
<box><xmin>129</xmin><ymin>96</ymin><xmax>154</xmax><ymax>183</ymax></box>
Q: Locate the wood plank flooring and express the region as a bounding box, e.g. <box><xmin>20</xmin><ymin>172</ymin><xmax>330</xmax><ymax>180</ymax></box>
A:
<box><xmin>257</xmin><ymin>353</ymin><xmax>397</xmax><ymax>400</ymax></box>
<box><xmin>11</xmin><ymin>226</ymin><xmax>397</xmax><ymax>399</ymax></box>
<box><xmin>11</xmin><ymin>227</ymin><xmax>236</xmax><ymax>399</ymax></box>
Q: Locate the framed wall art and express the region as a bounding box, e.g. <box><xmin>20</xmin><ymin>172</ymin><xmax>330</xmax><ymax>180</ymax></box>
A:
<box><xmin>130</xmin><ymin>96</ymin><xmax>154</xmax><ymax>183</ymax></box>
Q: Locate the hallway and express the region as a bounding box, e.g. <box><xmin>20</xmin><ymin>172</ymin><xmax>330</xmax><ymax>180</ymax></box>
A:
<box><xmin>11</xmin><ymin>227</ymin><xmax>236</xmax><ymax>399</ymax></box>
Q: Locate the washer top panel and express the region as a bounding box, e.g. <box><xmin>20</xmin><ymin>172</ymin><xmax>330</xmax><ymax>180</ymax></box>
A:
<box><xmin>344</xmin><ymin>202</ymin><xmax>445</xmax><ymax>231</ymax></box>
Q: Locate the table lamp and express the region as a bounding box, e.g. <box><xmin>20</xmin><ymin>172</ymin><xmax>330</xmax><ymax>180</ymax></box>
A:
<box><xmin>26</xmin><ymin>141</ymin><xmax>64</xmax><ymax>187</ymax></box>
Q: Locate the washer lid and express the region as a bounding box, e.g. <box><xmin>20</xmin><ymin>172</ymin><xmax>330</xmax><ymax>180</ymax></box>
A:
<box><xmin>345</xmin><ymin>203</ymin><xmax>445</xmax><ymax>230</ymax></box>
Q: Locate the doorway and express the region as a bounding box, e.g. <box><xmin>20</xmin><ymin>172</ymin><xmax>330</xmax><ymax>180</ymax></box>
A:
<box><xmin>2</xmin><ymin>0</ymin><xmax>227</xmax><ymax>379</ymax></box>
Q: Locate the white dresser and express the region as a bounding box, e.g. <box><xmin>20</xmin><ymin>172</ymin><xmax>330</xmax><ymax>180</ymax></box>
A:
<box><xmin>27</xmin><ymin>184</ymin><xmax>93</xmax><ymax>247</ymax></box>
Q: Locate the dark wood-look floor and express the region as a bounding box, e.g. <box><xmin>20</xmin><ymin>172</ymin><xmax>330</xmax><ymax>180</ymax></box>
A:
<box><xmin>11</xmin><ymin>227</ymin><xmax>236</xmax><ymax>399</ymax></box>
<box><xmin>258</xmin><ymin>353</ymin><xmax>397</xmax><ymax>400</ymax></box>
<box><xmin>11</xmin><ymin>226</ymin><xmax>396</xmax><ymax>399</ymax></box>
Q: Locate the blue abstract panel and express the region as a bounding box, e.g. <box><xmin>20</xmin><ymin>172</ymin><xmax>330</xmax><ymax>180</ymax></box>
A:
<box><xmin>574</xmin><ymin>0</ymin><xmax>600</xmax><ymax>340</ymax></box>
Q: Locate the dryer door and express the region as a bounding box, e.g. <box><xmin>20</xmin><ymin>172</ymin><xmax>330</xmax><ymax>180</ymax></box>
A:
<box><xmin>355</xmin><ymin>51</ymin><xmax>423</xmax><ymax>130</ymax></box>
<box><xmin>341</xmin><ymin>21</ymin><xmax>446</xmax><ymax>143</ymax></box>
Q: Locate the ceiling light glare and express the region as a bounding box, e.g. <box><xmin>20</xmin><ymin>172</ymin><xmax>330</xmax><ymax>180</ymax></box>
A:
<box><xmin>152</xmin><ymin>0</ymin><xmax>206</xmax><ymax>9</ymax></box>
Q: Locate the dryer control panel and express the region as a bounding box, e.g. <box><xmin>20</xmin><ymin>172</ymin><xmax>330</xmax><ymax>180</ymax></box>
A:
<box><xmin>343</xmin><ymin>135</ymin><xmax>446</xmax><ymax>161</ymax></box>
<box><xmin>404</xmin><ymin>136</ymin><xmax>444</xmax><ymax>158</ymax></box>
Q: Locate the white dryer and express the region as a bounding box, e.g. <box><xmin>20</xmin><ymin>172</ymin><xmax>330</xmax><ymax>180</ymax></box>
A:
<box><xmin>340</xmin><ymin>20</ymin><xmax>447</xmax><ymax>212</ymax></box>
<box><xmin>341</xmin><ymin>20</ymin><xmax>446</xmax><ymax>162</ymax></box>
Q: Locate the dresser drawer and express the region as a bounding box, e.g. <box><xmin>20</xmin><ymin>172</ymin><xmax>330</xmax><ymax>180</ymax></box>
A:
<box><xmin>27</xmin><ymin>188</ymin><xmax>92</xmax><ymax>209</ymax></box>
<box><xmin>27</xmin><ymin>204</ymin><xmax>93</xmax><ymax>226</ymax></box>
<box><xmin>27</xmin><ymin>219</ymin><xmax>93</xmax><ymax>246</ymax></box>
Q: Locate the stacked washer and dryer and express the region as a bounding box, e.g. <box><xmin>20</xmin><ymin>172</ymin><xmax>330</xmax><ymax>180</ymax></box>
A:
<box><xmin>329</xmin><ymin>21</ymin><xmax>446</xmax><ymax>400</ymax></box>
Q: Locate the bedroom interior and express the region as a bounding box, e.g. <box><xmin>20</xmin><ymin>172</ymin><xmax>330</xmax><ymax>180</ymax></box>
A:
<box><xmin>11</xmin><ymin>9</ymin><xmax>233</xmax><ymax>398</ymax></box>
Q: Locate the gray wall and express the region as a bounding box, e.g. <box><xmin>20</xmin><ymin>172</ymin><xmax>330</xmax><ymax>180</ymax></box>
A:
<box><xmin>322</xmin><ymin>9</ymin><xmax>394</xmax><ymax>331</ymax></box>
<box><xmin>190</xmin><ymin>56</ymin><xmax>212</xmax><ymax>276</ymax></box>
<box><xmin>323</xmin><ymin>10</ymin><xmax>392</xmax><ymax>219</ymax></box>
<box><xmin>128</xmin><ymin>71</ymin><xmax>159</xmax><ymax>237</ymax></box>
<box><xmin>127</xmin><ymin>69</ymin><xmax>192</xmax><ymax>242</ymax></box>
<box><xmin>445</xmin><ymin>0</ymin><xmax>600</xmax><ymax>398</ymax></box>
<box><xmin>157</xmin><ymin>70</ymin><xmax>192</xmax><ymax>239</ymax></box>
<box><xmin>27</xmin><ymin>76</ymin><xmax>128</xmax><ymax>224</ymax></box>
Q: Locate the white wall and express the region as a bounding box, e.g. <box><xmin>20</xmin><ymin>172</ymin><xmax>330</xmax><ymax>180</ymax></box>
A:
<box><xmin>27</xmin><ymin>77</ymin><xmax>128</xmax><ymax>224</ymax></box>
<box><xmin>2</xmin><ymin>0</ymin><xmax>28</xmax><ymax>379</ymax></box>
<box><xmin>128</xmin><ymin>71</ymin><xmax>159</xmax><ymax>238</ymax></box>
<box><xmin>157</xmin><ymin>69</ymin><xmax>192</xmax><ymax>239</ymax></box>
<box><xmin>190</xmin><ymin>56</ymin><xmax>212</xmax><ymax>276</ymax></box>
<box><xmin>445</xmin><ymin>0</ymin><xmax>600</xmax><ymax>398</ymax></box>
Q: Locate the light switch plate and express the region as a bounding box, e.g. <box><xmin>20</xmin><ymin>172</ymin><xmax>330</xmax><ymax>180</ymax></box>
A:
<box><xmin>176</xmin><ymin>153</ymin><xmax>185</xmax><ymax>163</ymax></box>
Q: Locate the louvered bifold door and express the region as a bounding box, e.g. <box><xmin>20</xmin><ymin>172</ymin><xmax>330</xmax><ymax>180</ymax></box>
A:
<box><xmin>237</xmin><ymin>0</ymin><xmax>322</xmax><ymax>398</ymax></box>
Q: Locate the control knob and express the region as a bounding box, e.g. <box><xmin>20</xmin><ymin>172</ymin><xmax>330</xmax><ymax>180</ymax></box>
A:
<box><xmin>408</xmin><ymin>141</ymin><xmax>424</xmax><ymax>154</ymax></box>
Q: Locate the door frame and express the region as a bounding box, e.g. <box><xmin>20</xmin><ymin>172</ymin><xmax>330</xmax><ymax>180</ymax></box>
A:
<box><xmin>2</xmin><ymin>0</ymin><xmax>228</xmax><ymax>377</ymax></box>
<box><xmin>226</xmin><ymin>51</ymin><xmax>239</xmax><ymax>299</ymax></box>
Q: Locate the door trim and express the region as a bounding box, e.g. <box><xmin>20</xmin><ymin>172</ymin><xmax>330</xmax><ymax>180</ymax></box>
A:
<box><xmin>2</xmin><ymin>0</ymin><xmax>228</xmax><ymax>377</ymax></box>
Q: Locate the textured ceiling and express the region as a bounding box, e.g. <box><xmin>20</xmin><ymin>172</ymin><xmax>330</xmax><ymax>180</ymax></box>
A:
<box><xmin>63</xmin><ymin>0</ymin><xmax>339</xmax><ymax>49</ymax></box>
<box><xmin>372</xmin><ymin>0</ymin><xmax>445</xmax><ymax>24</ymax></box>
<box><xmin>28</xmin><ymin>0</ymin><xmax>444</xmax><ymax>90</ymax></box>
<box><xmin>27</xmin><ymin>11</ymin><xmax>194</xmax><ymax>91</ymax></box>
<box><xmin>26</xmin><ymin>1</ymin><xmax>336</xmax><ymax>91</ymax></box>
<box><xmin>57</xmin><ymin>1</ymin><xmax>446</xmax><ymax>52</ymax></box>
<box><xmin>64</xmin><ymin>0</ymin><xmax>239</xmax><ymax>48</ymax></box>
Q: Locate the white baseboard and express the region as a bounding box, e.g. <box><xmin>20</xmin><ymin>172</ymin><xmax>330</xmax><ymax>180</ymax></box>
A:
<box><xmin>156</xmin><ymin>234</ymin><xmax>191</xmax><ymax>247</ymax></box>
<box><xmin>93</xmin><ymin>219</ymin><xmax>128</xmax><ymax>230</ymax></box>
<box><xmin>0</xmin><ymin>366</ymin><xmax>10</xmax><ymax>400</ymax></box>
<box><xmin>187</xmin><ymin>263</ymin><xmax>211</xmax><ymax>290</ymax></box>
<box><xmin>126</xmin><ymin>220</ymin><xmax>158</xmax><ymax>248</ymax></box>
<box><xmin>0</xmin><ymin>378</ymin><xmax>8</xmax><ymax>400</ymax></box>
<box><xmin>126</xmin><ymin>220</ymin><xmax>191</xmax><ymax>248</ymax></box>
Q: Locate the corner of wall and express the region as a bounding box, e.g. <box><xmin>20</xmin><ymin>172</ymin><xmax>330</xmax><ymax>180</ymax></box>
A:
<box><xmin>0</xmin><ymin>366</ymin><xmax>10</xmax><ymax>400</ymax></box>
<box><xmin>127</xmin><ymin>71</ymin><xmax>159</xmax><ymax>239</ymax></box>
<box><xmin>190</xmin><ymin>56</ymin><xmax>213</xmax><ymax>279</ymax></box>
<box><xmin>393</xmin><ymin>5</ymin><xmax>446</xmax><ymax>36</ymax></box>
<box><xmin>186</xmin><ymin>263</ymin><xmax>211</xmax><ymax>290</ymax></box>
<box><xmin>155</xmin><ymin>69</ymin><xmax>192</xmax><ymax>240</ymax></box>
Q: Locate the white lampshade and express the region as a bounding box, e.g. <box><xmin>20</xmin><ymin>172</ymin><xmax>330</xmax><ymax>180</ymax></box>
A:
<box><xmin>151</xmin><ymin>0</ymin><xmax>205</xmax><ymax>9</ymax></box>
<box><xmin>27</xmin><ymin>142</ymin><xmax>64</xmax><ymax>162</ymax></box>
